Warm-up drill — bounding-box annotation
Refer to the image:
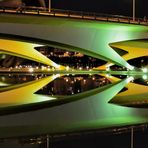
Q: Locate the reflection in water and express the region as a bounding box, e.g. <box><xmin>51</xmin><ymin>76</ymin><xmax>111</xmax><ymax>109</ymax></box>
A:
<box><xmin>0</xmin><ymin>74</ymin><xmax>111</xmax><ymax>95</ymax></box>
<box><xmin>112</xmin><ymin>74</ymin><xmax>148</xmax><ymax>86</ymax></box>
<box><xmin>1</xmin><ymin>73</ymin><xmax>112</xmax><ymax>108</ymax></box>
<box><xmin>0</xmin><ymin>73</ymin><xmax>110</xmax><ymax>107</ymax></box>
<box><xmin>0</xmin><ymin>74</ymin><xmax>47</xmax><ymax>88</ymax></box>
<box><xmin>0</xmin><ymin>74</ymin><xmax>62</xmax><ymax>107</ymax></box>
<box><xmin>110</xmin><ymin>75</ymin><xmax>148</xmax><ymax>108</ymax></box>
<box><xmin>134</xmin><ymin>77</ymin><xmax>148</xmax><ymax>86</ymax></box>
<box><xmin>0</xmin><ymin>43</ymin><xmax>148</xmax><ymax>109</ymax></box>
<box><xmin>0</xmin><ymin>73</ymin><xmax>148</xmax><ymax>108</ymax></box>
<box><xmin>36</xmin><ymin>75</ymin><xmax>111</xmax><ymax>96</ymax></box>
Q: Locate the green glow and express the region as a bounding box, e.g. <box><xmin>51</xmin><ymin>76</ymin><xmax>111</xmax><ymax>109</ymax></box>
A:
<box><xmin>142</xmin><ymin>74</ymin><xmax>148</xmax><ymax>80</ymax></box>
<box><xmin>0</xmin><ymin>14</ymin><xmax>147</xmax><ymax>69</ymax></box>
<box><xmin>0</xmin><ymin>14</ymin><xmax>148</xmax><ymax>137</ymax></box>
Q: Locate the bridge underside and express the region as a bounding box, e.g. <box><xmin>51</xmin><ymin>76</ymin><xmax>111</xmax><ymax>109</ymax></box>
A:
<box><xmin>1</xmin><ymin>14</ymin><xmax>148</xmax><ymax>69</ymax></box>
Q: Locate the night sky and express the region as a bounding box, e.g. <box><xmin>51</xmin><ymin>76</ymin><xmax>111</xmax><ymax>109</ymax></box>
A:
<box><xmin>29</xmin><ymin>0</ymin><xmax>148</xmax><ymax>17</ymax></box>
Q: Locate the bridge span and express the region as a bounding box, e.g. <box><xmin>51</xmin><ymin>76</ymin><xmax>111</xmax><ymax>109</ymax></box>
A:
<box><xmin>0</xmin><ymin>8</ymin><xmax>148</xmax><ymax>69</ymax></box>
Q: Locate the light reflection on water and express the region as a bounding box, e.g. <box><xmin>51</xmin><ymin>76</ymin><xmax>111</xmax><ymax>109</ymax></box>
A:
<box><xmin>36</xmin><ymin>75</ymin><xmax>110</xmax><ymax>96</ymax></box>
<box><xmin>0</xmin><ymin>73</ymin><xmax>148</xmax><ymax>109</ymax></box>
<box><xmin>0</xmin><ymin>74</ymin><xmax>47</xmax><ymax>87</ymax></box>
<box><xmin>0</xmin><ymin>74</ymin><xmax>111</xmax><ymax>95</ymax></box>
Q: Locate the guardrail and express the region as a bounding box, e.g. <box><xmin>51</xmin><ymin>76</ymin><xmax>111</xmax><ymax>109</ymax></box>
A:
<box><xmin>0</xmin><ymin>6</ymin><xmax>147</xmax><ymax>25</ymax></box>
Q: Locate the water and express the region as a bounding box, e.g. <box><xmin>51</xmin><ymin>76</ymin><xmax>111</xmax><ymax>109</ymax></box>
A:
<box><xmin>0</xmin><ymin>47</ymin><xmax>148</xmax><ymax>110</ymax></box>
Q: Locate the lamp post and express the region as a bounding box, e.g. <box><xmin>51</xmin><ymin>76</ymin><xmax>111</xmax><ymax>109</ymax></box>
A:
<box><xmin>133</xmin><ymin>0</ymin><xmax>135</xmax><ymax>21</ymax></box>
<box><xmin>49</xmin><ymin>0</ymin><xmax>51</xmax><ymax>12</ymax></box>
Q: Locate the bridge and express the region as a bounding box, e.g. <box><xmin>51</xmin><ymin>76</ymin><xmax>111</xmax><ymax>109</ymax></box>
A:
<box><xmin>0</xmin><ymin>7</ymin><xmax>148</xmax><ymax>69</ymax></box>
<box><xmin>0</xmin><ymin>8</ymin><xmax>148</xmax><ymax>139</ymax></box>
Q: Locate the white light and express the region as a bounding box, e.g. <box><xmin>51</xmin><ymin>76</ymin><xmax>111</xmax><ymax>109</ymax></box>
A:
<box><xmin>106</xmin><ymin>74</ymin><xmax>112</xmax><ymax>78</ymax></box>
<box><xmin>106</xmin><ymin>63</ymin><xmax>113</xmax><ymax>67</ymax></box>
<box><xmin>106</xmin><ymin>67</ymin><xmax>110</xmax><ymax>71</ymax></box>
<box><xmin>41</xmin><ymin>66</ymin><xmax>45</xmax><ymax>70</ymax></box>
<box><xmin>131</xmin><ymin>66</ymin><xmax>134</xmax><ymax>70</ymax></box>
<box><xmin>52</xmin><ymin>74</ymin><xmax>60</xmax><ymax>79</ymax></box>
<box><xmin>127</xmin><ymin>64</ymin><xmax>134</xmax><ymax>70</ymax></box>
<box><xmin>0</xmin><ymin>82</ymin><xmax>9</xmax><ymax>86</ymax></box>
<box><xmin>142</xmin><ymin>75</ymin><xmax>148</xmax><ymax>80</ymax></box>
<box><xmin>56</xmin><ymin>64</ymin><xmax>60</xmax><ymax>69</ymax></box>
<box><xmin>66</xmin><ymin>66</ymin><xmax>70</xmax><ymax>71</ymax></box>
<box><xmin>28</xmin><ymin>68</ymin><xmax>34</xmax><ymax>73</ymax></box>
<box><xmin>142</xmin><ymin>68</ymin><xmax>148</xmax><ymax>73</ymax></box>
<box><xmin>92</xmin><ymin>77</ymin><xmax>95</xmax><ymax>80</ymax></box>
<box><xmin>126</xmin><ymin>76</ymin><xmax>134</xmax><ymax>83</ymax></box>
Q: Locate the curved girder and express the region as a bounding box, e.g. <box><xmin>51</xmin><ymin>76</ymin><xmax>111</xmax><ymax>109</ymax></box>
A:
<box><xmin>109</xmin><ymin>39</ymin><xmax>148</xmax><ymax>61</ymax></box>
<box><xmin>95</xmin><ymin>39</ymin><xmax>148</xmax><ymax>70</ymax></box>
<box><xmin>0</xmin><ymin>34</ymin><xmax>132</xmax><ymax>70</ymax></box>
<box><xmin>0</xmin><ymin>39</ymin><xmax>64</xmax><ymax>69</ymax></box>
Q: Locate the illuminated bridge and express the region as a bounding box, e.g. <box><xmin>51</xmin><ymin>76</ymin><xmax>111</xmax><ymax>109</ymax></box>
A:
<box><xmin>0</xmin><ymin>7</ymin><xmax>148</xmax><ymax>140</ymax></box>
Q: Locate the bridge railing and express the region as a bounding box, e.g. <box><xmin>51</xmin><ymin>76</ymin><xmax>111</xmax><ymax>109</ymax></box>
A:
<box><xmin>51</xmin><ymin>8</ymin><xmax>148</xmax><ymax>25</ymax></box>
<box><xmin>0</xmin><ymin>6</ymin><xmax>147</xmax><ymax>25</ymax></box>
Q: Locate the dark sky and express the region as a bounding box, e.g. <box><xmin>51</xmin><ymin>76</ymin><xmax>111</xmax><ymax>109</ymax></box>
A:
<box><xmin>52</xmin><ymin>0</ymin><xmax>148</xmax><ymax>17</ymax></box>
<box><xmin>29</xmin><ymin>0</ymin><xmax>148</xmax><ymax>17</ymax></box>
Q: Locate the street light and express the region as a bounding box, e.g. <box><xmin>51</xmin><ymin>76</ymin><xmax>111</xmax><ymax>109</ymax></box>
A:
<box><xmin>133</xmin><ymin>0</ymin><xmax>135</xmax><ymax>21</ymax></box>
<box><xmin>49</xmin><ymin>0</ymin><xmax>51</xmax><ymax>12</ymax></box>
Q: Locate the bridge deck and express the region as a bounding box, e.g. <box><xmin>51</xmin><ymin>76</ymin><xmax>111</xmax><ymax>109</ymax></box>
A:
<box><xmin>0</xmin><ymin>7</ymin><xmax>147</xmax><ymax>26</ymax></box>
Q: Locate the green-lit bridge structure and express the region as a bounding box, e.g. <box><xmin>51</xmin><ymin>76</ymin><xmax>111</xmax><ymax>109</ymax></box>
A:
<box><xmin>0</xmin><ymin>9</ymin><xmax>148</xmax><ymax>138</ymax></box>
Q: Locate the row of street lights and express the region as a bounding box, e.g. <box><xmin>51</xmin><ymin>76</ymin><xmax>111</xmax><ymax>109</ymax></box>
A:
<box><xmin>47</xmin><ymin>0</ymin><xmax>136</xmax><ymax>21</ymax></box>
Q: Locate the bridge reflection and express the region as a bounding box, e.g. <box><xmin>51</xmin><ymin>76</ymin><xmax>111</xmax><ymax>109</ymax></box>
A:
<box><xmin>0</xmin><ymin>72</ymin><xmax>147</xmax><ymax>114</ymax></box>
